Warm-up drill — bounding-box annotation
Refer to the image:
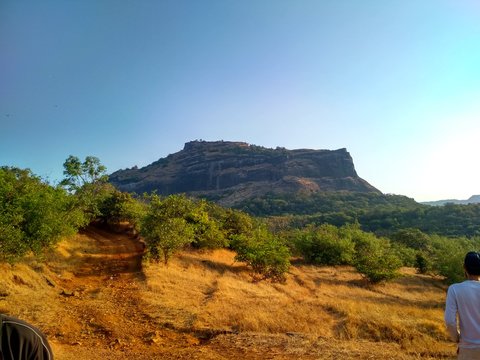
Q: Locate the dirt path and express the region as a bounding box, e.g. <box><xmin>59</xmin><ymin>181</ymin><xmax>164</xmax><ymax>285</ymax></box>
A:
<box><xmin>51</xmin><ymin>226</ymin><xmax>220</xmax><ymax>360</ymax></box>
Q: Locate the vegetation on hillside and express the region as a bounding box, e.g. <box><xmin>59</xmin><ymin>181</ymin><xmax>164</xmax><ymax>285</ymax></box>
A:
<box><xmin>1</xmin><ymin>156</ymin><xmax>479</xmax><ymax>285</ymax></box>
<box><xmin>238</xmin><ymin>191</ymin><xmax>480</xmax><ymax>237</ymax></box>
<box><xmin>0</xmin><ymin>167</ymin><xmax>85</xmax><ymax>262</ymax></box>
<box><xmin>238</xmin><ymin>191</ymin><xmax>419</xmax><ymax>218</ymax></box>
<box><xmin>1</xmin><ymin>155</ymin><xmax>474</xmax><ymax>360</ymax></box>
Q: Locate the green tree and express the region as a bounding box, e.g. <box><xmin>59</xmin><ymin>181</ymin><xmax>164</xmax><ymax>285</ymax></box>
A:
<box><xmin>294</xmin><ymin>224</ymin><xmax>355</xmax><ymax>265</ymax></box>
<box><xmin>187</xmin><ymin>199</ymin><xmax>227</xmax><ymax>249</ymax></box>
<box><xmin>390</xmin><ymin>228</ymin><xmax>432</xmax><ymax>250</ymax></box>
<box><xmin>98</xmin><ymin>190</ymin><xmax>146</xmax><ymax>233</ymax></box>
<box><xmin>60</xmin><ymin>155</ymin><xmax>111</xmax><ymax>223</ymax></box>
<box><xmin>61</xmin><ymin>155</ymin><xmax>108</xmax><ymax>192</ymax></box>
<box><xmin>141</xmin><ymin>194</ymin><xmax>194</xmax><ymax>264</ymax></box>
<box><xmin>389</xmin><ymin>229</ymin><xmax>435</xmax><ymax>273</ymax></box>
<box><xmin>390</xmin><ymin>241</ymin><xmax>417</xmax><ymax>268</ymax></box>
<box><xmin>231</xmin><ymin>226</ymin><xmax>290</xmax><ymax>282</ymax></box>
<box><xmin>221</xmin><ymin>208</ymin><xmax>256</xmax><ymax>240</ymax></box>
<box><xmin>415</xmin><ymin>252</ymin><xmax>431</xmax><ymax>274</ymax></box>
<box><xmin>350</xmin><ymin>229</ymin><xmax>402</xmax><ymax>283</ymax></box>
<box><xmin>429</xmin><ymin>235</ymin><xmax>480</xmax><ymax>284</ymax></box>
<box><xmin>0</xmin><ymin>167</ymin><xmax>82</xmax><ymax>262</ymax></box>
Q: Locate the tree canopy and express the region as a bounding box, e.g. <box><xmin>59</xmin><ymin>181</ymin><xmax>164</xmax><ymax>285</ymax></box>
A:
<box><xmin>0</xmin><ymin>167</ymin><xmax>84</xmax><ymax>261</ymax></box>
<box><xmin>61</xmin><ymin>155</ymin><xmax>108</xmax><ymax>192</ymax></box>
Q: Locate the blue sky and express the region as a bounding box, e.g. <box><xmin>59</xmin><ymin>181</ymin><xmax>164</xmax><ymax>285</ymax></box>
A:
<box><xmin>1</xmin><ymin>1</ymin><xmax>479</xmax><ymax>202</ymax></box>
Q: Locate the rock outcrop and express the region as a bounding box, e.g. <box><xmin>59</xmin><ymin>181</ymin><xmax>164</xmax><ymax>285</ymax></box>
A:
<box><xmin>109</xmin><ymin>140</ymin><xmax>380</xmax><ymax>206</ymax></box>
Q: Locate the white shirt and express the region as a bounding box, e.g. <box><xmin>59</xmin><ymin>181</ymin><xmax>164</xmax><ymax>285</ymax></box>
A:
<box><xmin>445</xmin><ymin>280</ymin><xmax>480</xmax><ymax>348</ymax></box>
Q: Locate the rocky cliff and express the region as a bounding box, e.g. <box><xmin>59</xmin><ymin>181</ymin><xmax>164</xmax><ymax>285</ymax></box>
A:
<box><xmin>109</xmin><ymin>140</ymin><xmax>380</xmax><ymax>206</ymax></box>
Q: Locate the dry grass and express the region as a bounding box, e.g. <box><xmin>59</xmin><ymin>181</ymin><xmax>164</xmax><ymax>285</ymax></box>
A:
<box><xmin>0</xmin><ymin>242</ymin><xmax>84</xmax><ymax>340</ymax></box>
<box><xmin>0</xmin><ymin>231</ymin><xmax>458</xmax><ymax>359</ymax></box>
<box><xmin>141</xmin><ymin>249</ymin><xmax>456</xmax><ymax>358</ymax></box>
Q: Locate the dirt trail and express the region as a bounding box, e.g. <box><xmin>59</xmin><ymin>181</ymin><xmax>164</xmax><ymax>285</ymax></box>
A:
<box><xmin>51</xmin><ymin>226</ymin><xmax>220</xmax><ymax>360</ymax></box>
<box><xmin>73</xmin><ymin>226</ymin><xmax>145</xmax><ymax>278</ymax></box>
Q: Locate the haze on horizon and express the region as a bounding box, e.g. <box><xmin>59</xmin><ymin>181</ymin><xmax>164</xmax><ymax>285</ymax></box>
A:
<box><xmin>1</xmin><ymin>0</ymin><xmax>479</xmax><ymax>202</ymax></box>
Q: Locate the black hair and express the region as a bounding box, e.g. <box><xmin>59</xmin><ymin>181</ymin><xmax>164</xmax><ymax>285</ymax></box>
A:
<box><xmin>464</xmin><ymin>252</ymin><xmax>480</xmax><ymax>276</ymax></box>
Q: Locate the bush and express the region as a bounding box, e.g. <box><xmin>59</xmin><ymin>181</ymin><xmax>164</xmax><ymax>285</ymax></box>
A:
<box><xmin>429</xmin><ymin>235</ymin><xmax>480</xmax><ymax>284</ymax></box>
<box><xmin>390</xmin><ymin>242</ymin><xmax>417</xmax><ymax>267</ymax></box>
<box><xmin>231</xmin><ymin>226</ymin><xmax>290</xmax><ymax>282</ymax></box>
<box><xmin>221</xmin><ymin>208</ymin><xmax>256</xmax><ymax>240</ymax></box>
<box><xmin>187</xmin><ymin>199</ymin><xmax>227</xmax><ymax>249</ymax></box>
<box><xmin>98</xmin><ymin>190</ymin><xmax>146</xmax><ymax>233</ymax></box>
<box><xmin>0</xmin><ymin>221</ymin><xmax>25</xmax><ymax>262</ymax></box>
<box><xmin>415</xmin><ymin>251</ymin><xmax>432</xmax><ymax>274</ymax></box>
<box><xmin>390</xmin><ymin>228</ymin><xmax>432</xmax><ymax>250</ymax></box>
<box><xmin>141</xmin><ymin>194</ymin><xmax>194</xmax><ymax>264</ymax></box>
<box><xmin>294</xmin><ymin>224</ymin><xmax>355</xmax><ymax>265</ymax></box>
<box><xmin>0</xmin><ymin>167</ymin><xmax>83</xmax><ymax>261</ymax></box>
<box><xmin>351</xmin><ymin>230</ymin><xmax>402</xmax><ymax>283</ymax></box>
<box><xmin>60</xmin><ymin>155</ymin><xmax>115</xmax><ymax>225</ymax></box>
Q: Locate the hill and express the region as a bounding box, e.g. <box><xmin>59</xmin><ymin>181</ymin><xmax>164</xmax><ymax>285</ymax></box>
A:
<box><xmin>0</xmin><ymin>226</ymin><xmax>456</xmax><ymax>359</ymax></box>
<box><xmin>109</xmin><ymin>140</ymin><xmax>380</xmax><ymax>207</ymax></box>
<box><xmin>421</xmin><ymin>195</ymin><xmax>480</xmax><ymax>206</ymax></box>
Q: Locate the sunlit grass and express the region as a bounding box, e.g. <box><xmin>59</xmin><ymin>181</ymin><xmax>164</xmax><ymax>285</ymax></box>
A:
<box><xmin>141</xmin><ymin>249</ymin><xmax>455</xmax><ymax>358</ymax></box>
<box><xmin>0</xmin><ymin>235</ymin><xmax>457</xmax><ymax>359</ymax></box>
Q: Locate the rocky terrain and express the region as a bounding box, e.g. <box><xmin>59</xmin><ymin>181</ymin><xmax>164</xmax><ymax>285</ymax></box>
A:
<box><xmin>109</xmin><ymin>141</ymin><xmax>380</xmax><ymax>206</ymax></box>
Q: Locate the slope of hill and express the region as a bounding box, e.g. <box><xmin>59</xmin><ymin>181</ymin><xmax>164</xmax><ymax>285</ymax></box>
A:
<box><xmin>109</xmin><ymin>140</ymin><xmax>380</xmax><ymax>206</ymax></box>
<box><xmin>422</xmin><ymin>195</ymin><xmax>480</xmax><ymax>206</ymax></box>
<box><xmin>0</xmin><ymin>226</ymin><xmax>456</xmax><ymax>359</ymax></box>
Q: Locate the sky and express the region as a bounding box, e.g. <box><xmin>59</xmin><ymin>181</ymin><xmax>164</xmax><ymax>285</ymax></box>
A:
<box><xmin>1</xmin><ymin>0</ymin><xmax>480</xmax><ymax>202</ymax></box>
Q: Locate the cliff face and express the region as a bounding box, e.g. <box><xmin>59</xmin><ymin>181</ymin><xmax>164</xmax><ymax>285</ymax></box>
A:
<box><xmin>109</xmin><ymin>141</ymin><xmax>380</xmax><ymax>206</ymax></box>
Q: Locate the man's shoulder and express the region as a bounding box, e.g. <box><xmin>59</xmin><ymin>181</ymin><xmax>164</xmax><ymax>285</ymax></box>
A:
<box><xmin>449</xmin><ymin>280</ymin><xmax>480</xmax><ymax>293</ymax></box>
<box><xmin>447</xmin><ymin>281</ymin><xmax>466</xmax><ymax>294</ymax></box>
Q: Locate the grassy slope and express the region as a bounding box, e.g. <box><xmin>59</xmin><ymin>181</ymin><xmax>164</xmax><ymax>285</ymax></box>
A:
<box><xmin>0</xmin><ymin>229</ymin><xmax>456</xmax><ymax>359</ymax></box>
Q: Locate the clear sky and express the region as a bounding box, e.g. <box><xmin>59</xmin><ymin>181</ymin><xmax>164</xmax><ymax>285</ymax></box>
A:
<box><xmin>1</xmin><ymin>0</ymin><xmax>479</xmax><ymax>202</ymax></box>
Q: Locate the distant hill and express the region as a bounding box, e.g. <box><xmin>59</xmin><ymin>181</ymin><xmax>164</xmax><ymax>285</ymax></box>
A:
<box><xmin>109</xmin><ymin>140</ymin><xmax>380</xmax><ymax>206</ymax></box>
<box><xmin>421</xmin><ymin>195</ymin><xmax>480</xmax><ymax>206</ymax></box>
<box><xmin>108</xmin><ymin>141</ymin><xmax>480</xmax><ymax>237</ymax></box>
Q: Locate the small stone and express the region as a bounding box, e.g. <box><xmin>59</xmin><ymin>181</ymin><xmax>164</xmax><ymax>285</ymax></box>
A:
<box><xmin>45</xmin><ymin>277</ymin><xmax>56</xmax><ymax>287</ymax></box>
<box><xmin>60</xmin><ymin>289</ymin><xmax>76</xmax><ymax>297</ymax></box>
<box><xmin>144</xmin><ymin>331</ymin><xmax>163</xmax><ymax>345</ymax></box>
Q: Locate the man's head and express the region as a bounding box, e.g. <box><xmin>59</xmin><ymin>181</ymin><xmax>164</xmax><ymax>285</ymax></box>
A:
<box><xmin>464</xmin><ymin>251</ymin><xmax>480</xmax><ymax>276</ymax></box>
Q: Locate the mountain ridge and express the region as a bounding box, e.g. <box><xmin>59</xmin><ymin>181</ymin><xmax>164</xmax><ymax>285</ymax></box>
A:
<box><xmin>421</xmin><ymin>195</ymin><xmax>480</xmax><ymax>206</ymax></box>
<box><xmin>109</xmin><ymin>140</ymin><xmax>380</xmax><ymax>206</ymax></box>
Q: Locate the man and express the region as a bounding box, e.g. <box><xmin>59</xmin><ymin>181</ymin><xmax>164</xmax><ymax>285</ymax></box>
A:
<box><xmin>445</xmin><ymin>251</ymin><xmax>480</xmax><ymax>359</ymax></box>
<box><xmin>0</xmin><ymin>314</ymin><xmax>53</xmax><ymax>360</ymax></box>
